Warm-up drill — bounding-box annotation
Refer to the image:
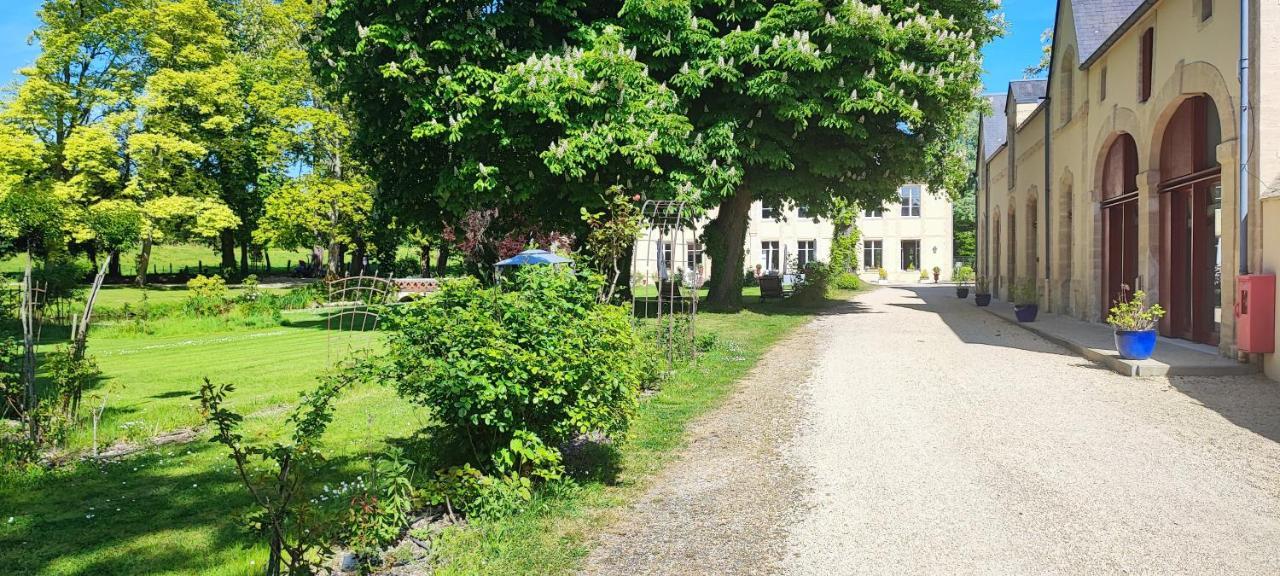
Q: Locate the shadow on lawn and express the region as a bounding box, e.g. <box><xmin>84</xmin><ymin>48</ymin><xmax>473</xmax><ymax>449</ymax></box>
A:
<box><xmin>0</xmin><ymin>437</ymin><xmax>402</xmax><ymax>576</ymax></box>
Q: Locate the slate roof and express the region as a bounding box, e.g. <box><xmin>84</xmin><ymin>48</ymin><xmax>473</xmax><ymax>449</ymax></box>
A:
<box><xmin>980</xmin><ymin>94</ymin><xmax>1008</xmax><ymax>163</ymax></box>
<box><xmin>1071</xmin><ymin>0</ymin><xmax>1149</xmax><ymax>67</ymax></box>
<box><xmin>1008</xmin><ymin>79</ymin><xmax>1048</xmax><ymax>104</ymax></box>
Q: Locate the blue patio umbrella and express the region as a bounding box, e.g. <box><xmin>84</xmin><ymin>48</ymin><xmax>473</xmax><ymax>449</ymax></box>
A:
<box><xmin>495</xmin><ymin>249</ymin><xmax>572</xmax><ymax>267</ymax></box>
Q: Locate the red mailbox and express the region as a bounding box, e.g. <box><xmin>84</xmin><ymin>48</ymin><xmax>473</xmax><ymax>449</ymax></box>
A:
<box><xmin>1237</xmin><ymin>275</ymin><xmax>1276</xmax><ymax>354</ymax></box>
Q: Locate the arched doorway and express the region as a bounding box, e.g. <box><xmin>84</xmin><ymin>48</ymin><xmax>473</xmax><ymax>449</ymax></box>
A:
<box><xmin>1157</xmin><ymin>96</ymin><xmax>1222</xmax><ymax>345</ymax></box>
<box><xmin>1101</xmin><ymin>134</ymin><xmax>1140</xmax><ymax>310</ymax></box>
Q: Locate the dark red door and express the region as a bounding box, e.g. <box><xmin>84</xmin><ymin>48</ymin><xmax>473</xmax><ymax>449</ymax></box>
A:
<box><xmin>1102</xmin><ymin>198</ymin><xmax>1139</xmax><ymax>311</ymax></box>
<box><xmin>1161</xmin><ymin>180</ymin><xmax>1221</xmax><ymax>345</ymax></box>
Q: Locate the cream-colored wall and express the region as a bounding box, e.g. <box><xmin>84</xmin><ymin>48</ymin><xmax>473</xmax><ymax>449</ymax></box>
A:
<box><xmin>983</xmin><ymin>0</ymin><xmax>1250</xmax><ymax>357</ymax></box>
<box><xmin>986</xmin><ymin>146</ymin><xmax>1011</xmax><ymax>296</ymax></box>
<box><xmin>1265</xmin><ymin>198</ymin><xmax>1280</xmax><ymax>379</ymax></box>
<box><xmin>744</xmin><ymin>202</ymin><xmax>834</xmax><ymax>273</ymax></box>
<box><xmin>857</xmin><ymin>186</ymin><xmax>955</xmax><ymax>282</ymax></box>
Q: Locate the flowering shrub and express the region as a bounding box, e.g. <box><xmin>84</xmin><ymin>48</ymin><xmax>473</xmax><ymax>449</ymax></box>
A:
<box><xmin>381</xmin><ymin>267</ymin><xmax>649</xmax><ymax>512</ymax></box>
<box><xmin>791</xmin><ymin>261</ymin><xmax>832</xmax><ymax>305</ymax></box>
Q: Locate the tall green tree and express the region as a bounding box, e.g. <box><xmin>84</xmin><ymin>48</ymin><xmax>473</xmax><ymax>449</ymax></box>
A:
<box><xmin>316</xmin><ymin>1</ymin><xmax>1001</xmax><ymax>307</ymax></box>
<box><xmin>1</xmin><ymin>0</ymin><xmax>148</xmax><ymax>267</ymax></box>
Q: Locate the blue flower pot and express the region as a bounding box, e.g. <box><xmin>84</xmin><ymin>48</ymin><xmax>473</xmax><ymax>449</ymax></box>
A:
<box><xmin>1115</xmin><ymin>329</ymin><xmax>1158</xmax><ymax>360</ymax></box>
<box><xmin>1014</xmin><ymin>304</ymin><xmax>1038</xmax><ymax>322</ymax></box>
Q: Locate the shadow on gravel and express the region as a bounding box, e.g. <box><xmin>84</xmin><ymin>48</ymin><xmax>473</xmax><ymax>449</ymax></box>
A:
<box><xmin>891</xmin><ymin>286</ymin><xmax>1076</xmax><ymax>358</ymax></box>
<box><xmin>1167</xmin><ymin>375</ymin><xmax>1280</xmax><ymax>444</ymax></box>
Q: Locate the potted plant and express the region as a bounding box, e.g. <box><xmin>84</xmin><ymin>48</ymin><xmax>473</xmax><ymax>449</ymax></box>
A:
<box><xmin>918</xmin><ymin>269</ymin><xmax>929</xmax><ymax>283</ymax></box>
<box><xmin>932</xmin><ymin>266</ymin><xmax>941</xmax><ymax>283</ymax></box>
<box><xmin>974</xmin><ymin>276</ymin><xmax>991</xmax><ymax>306</ymax></box>
<box><xmin>877</xmin><ymin>267</ymin><xmax>888</xmax><ymax>284</ymax></box>
<box><xmin>1012</xmin><ymin>279</ymin><xmax>1039</xmax><ymax>322</ymax></box>
<box><xmin>954</xmin><ymin>266</ymin><xmax>974</xmax><ymax>298</ymax></box>
<box><xmin>1107</xmin><ymin>286</ymin><xmax>1166</xmax><ymax>360</ymax></box>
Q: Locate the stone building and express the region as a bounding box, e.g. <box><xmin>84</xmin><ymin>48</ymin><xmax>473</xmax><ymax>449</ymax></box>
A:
<box><xmin>977</xmin><ymin>0</ymin><xmax>1280</xmax><ymax>380</ymax></box>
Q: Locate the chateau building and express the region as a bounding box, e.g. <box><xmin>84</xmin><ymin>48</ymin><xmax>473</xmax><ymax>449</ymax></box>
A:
<box><xmin>744</xmin><ymin>187</ymin><xmax>954</xmax><ymax>283</ymax></box>
<box><xmin>977</xmin><ymin>0</ymin><xmax>1280</xmax><ymax>380</ymax></box>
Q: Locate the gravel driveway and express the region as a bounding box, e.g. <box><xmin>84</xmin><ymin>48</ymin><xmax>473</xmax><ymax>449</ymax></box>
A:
<box><xmin>584</xmin><ymin>286</ymin><xmax>1280</xmax><ymax>575</ymax></box>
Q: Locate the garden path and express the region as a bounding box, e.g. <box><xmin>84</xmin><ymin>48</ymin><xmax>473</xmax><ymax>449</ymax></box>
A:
<box><xmin>582</xmin><ymin>286</ymin><xmax>1280</xmax><ymax>575</ymax></box>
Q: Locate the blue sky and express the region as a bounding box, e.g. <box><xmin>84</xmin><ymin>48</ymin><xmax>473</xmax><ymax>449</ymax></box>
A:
<box><xmin>0</xmin><ymin>0</ymin><xmax>41</xmax><ymax>85</ymax></box>
<box><xmin>1</xmin><ymin>0</ymin><xmax>1047</xmax><ymax>92</ymax></box>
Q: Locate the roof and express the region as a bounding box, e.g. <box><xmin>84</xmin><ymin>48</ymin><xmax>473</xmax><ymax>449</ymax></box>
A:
<box><xmin>1008</xmin><ymin>79</ymin><xmax>1048</xmax><ymax>104</ymax></box>
<box><xmin>980</xmin><ymin>94</ymin><xmax>1008</xmax><ymax>163</ymax></box>
<box><xmin>1071</xmin><ymin>0</ymin><xmax>1149</xmax><ymax>67</ymax></box>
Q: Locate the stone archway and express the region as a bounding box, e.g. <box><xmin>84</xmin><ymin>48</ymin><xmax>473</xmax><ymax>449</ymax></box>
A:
<box><xmin>1098</xmin><ymin>133</ymin><xmax>1141</xmax><ymax>313</ymax></box>
<box><xmin>1006</xmin><ymin>205</ymin><xmax>1017</xmax><ymax>301</ymax></box>
<box><xmin>1025</xmin><ymin>189</ymin><xmax>1039</xmax><ymax>285</ymax></box>
<box><xmin>992</xmin><ymin>210</ymin><xmax>1002</xmax><ymax>296</ymax></box>
<box><xmin>1151</xmin><ymin>95</ymin><xmax>1224</xmax><ymax>345</ymax></box>
<box><xmin>1089</xmin><ymin>107</ymin><xmax>1145</xmax><ymax>321</ymax></box>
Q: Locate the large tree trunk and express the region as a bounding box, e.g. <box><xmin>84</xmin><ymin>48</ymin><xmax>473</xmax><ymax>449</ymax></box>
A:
<box><xmin>435</xmin><ymin>243</ymin><xmax>450</xmax><ymax>277</ymax></box>
<box><xmin>135</xmin><ymin>236</ymin><xmax>153</xmax><ymax>286</ymax></box>
<box><xmin>327</xmin><ymin>242</ymin><xmax>345</xmax><ymax>277</ymax></box>
<box><xmin>419</xmin><ymin>243</ymin><xmax>432</xmax><ymax>276</ymax></box>
<box><xmin>107</xmin><ymin>249</ymin><xmax>122</xmax><ymax>278</ymax></box>
<box><xmin>350</xmin><ymin>238</ymin><xmax>366</xmax><ymax>276</ymax></box>
<box><xmin>310</xmin><ymin>245</ymin><xmax>324</xmax><ymax>274</ymax></box>
<box><xmin>238</xmin><ymin>239</ymin><xmax>249</xmax><ymax>276</ymax></box>
<box><xmin>703</xmin><ymin>186</ymin><xmax>753</xmax><ymax>311</ymax></box>
<box><xmin>219</xmin><ymin>230</ymin><xmax>237</xmax><ymax>272</ymax></box>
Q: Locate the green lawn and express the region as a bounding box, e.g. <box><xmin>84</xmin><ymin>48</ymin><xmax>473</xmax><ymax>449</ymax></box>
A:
<box><xmin>0</xmin><ymin>287</ymin><xmax>864</xmax><ymax>575</ymax></box>
<box><xmin>1</xmin><ymin>243</ymin><xmax>314</xmax><ymax>277</ymax></box>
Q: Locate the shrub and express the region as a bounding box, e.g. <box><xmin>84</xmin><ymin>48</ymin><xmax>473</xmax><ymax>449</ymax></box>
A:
<box><xmin>790</xmin><ymin>261</ymin><xmax>831</xmax><ymax>305</ymax></box>
<box><xmin>954</xmin><ymin>266</ymin><xmax>975</xmax><ymax>284</ymax></box>
<box><xmin>1107</xmin><ymin>287</ymin><xmax>1165</xmax><ymax>331</ymax></box>
<box><xmin>275</xmin><ymin>282</ymin><xmax>325</xmax><ymax>310</ymax></box>
<box><xmin>382</xmin><ymin>267</ymin><xmax>648</xmax><ymax>511</ymax></box>
<box><xmin>742</xmin><ymin>269</ymin><xmax>759</xmax><ymax>287</ymax></box>
<box><xmin>185</xmin><ymin>275</ymin><xmax>231</xmax><ymax>316</ymax></box>
<box><xmin>33</xmin><ymin>256</ymin><xmax>91</xmax><ymax>302</ymax></box>
<box><xmin>1013</xmin><ymin>279</ymin><xmax>1039</xmax><ymax>306</ymax></box>
<box><xmin>346</xmin><ymin>447</ymin><xmax>417</xmax><ymax>568</ymax></box>
<box><xmin>833</xmin><ymin>273</ymin><xmax>861</xmax><ymax>290</ymax></box>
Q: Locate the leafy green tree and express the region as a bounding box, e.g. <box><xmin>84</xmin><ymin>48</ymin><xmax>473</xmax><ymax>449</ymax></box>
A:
<box><xmin>316</xmin><ymin>1</ymin><xmax>1002</xmax><ymax>308</ymax></box>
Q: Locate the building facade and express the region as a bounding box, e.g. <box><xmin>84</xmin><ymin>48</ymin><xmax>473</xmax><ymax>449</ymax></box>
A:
<box><xmin>743</xmin><ymin>184</ymin><xmax>955</xmax><ymax>283</ymax></box>
<box><xmin>977</xmin><ymin>0</ymin><xmax>1280</xmax><ymax>380</ymax></box>
<box><xmin>632</xmin><ymin>185</ymin><xmax>954</xmax><ymax>286</ymax></box>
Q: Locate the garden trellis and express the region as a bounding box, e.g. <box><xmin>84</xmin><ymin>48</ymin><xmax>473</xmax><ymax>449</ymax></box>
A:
<box><xmin>631</xmin><ymin>200</ymin><xmax>701</xmax><ymax>370</ymax></box>
<box><xmin>323</xmin><ymin>274</ymin><xmax>395</xmax><ymax>363</ymax></box>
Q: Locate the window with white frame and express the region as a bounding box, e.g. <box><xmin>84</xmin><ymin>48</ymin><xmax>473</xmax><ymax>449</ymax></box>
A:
<box><xmin>685</xmin><ymin>242</ymin><xmax>703</xmax><ymax>269</ymax></box>
<box><xmin>760</xmin><ymin>241</ymin><xmax>780</xmax><ymax>273</ymax></box>
<box><xmin>761</xmin><ymin>205</ymin><xmax>778</xmax><ymax>219</ymax></box>
<box><xmin>660</xmin><ymin>242</ymin><xmax>673</xmax><ymax>271</ymax></box>
<box><xmin>797</xmin><ymin>205</ymin><xmax>813</xmax><ymax>219</ymax></box>
<box><xmin>899</xmin><ymin>186</ymin><xmax>921</xmax><ymax>217</ymax></box>
<box><xmin>900</xmin><ymin>239</ymin><xmax>921</xmax><ymax>270</ymax></box>
<box><xmin>863</xmin><ymin>206</ymin><xmax>884</xmax><ymax>218</ymax></box>
<box><xmin>797</xmin><ymin>240</ymin><xmax>817</xmax><ymax>268</ymax></box>
<box><xmin>863</xmin><ymin>240</ymin><xmax>883</xmax><ymax>270</ymax></box>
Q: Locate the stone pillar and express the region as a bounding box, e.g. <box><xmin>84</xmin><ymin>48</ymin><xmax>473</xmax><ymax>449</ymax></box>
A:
<box><xmin>1218</xmin><ymin>140</ymin><xmax>1240</xmax><ymax>356</ymax></box>
<box><xmin>1137</xmin><ymin>169</ymin><xmax>1163</xmax><ymax>302</ymax></box>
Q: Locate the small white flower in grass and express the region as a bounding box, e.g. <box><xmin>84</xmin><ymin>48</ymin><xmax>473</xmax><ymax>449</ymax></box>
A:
<box><xmin>7</xmin><ymin>517</ymin><xmax>13</xmax><ymax>524</ymax></box>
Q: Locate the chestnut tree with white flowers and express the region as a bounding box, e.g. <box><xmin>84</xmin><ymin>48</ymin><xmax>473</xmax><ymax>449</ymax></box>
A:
<box><xmin>315</xmin><ymin>0</ymin><xmax>1002</xmax><ymax>307</ymax></box>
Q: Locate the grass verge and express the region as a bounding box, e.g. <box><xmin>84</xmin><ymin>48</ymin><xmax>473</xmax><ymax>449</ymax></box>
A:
<box><xmin>427</xmin><ymin>291</ymin><xmax>863</xmax><ymax>574</ymax></box>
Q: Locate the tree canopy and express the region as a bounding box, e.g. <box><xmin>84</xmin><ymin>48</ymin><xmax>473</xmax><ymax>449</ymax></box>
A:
<box><xmin>316</xmin><ymin>0</ymin><xmax>1002</xmax><ymax>307</ymax></box>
